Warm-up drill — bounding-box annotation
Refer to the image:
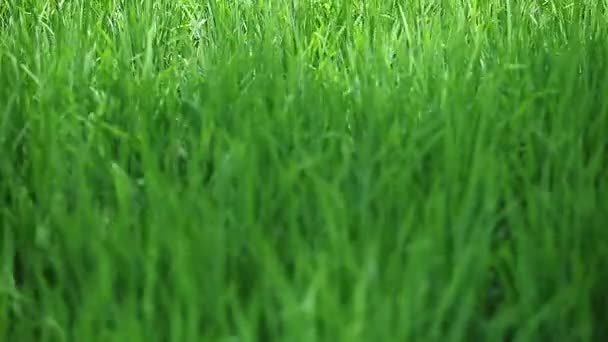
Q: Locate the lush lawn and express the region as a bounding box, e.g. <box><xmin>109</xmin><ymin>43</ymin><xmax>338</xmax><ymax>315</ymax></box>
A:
<box><xmin>1</xmin><ymin>1</ymin><xmax>607</xmax><ymax>341</ymax></box>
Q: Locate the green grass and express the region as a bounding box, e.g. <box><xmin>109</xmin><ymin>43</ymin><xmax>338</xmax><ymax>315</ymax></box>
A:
<box><xmin>1</xmin><ymin>0</ymin><xmax>607</xmax><ymax>340</ymax></box>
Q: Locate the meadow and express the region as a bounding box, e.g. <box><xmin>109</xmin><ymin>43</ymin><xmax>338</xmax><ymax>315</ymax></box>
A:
<box><xmin>1</xmin><ymin>0</ymin><xmax>608</xmax><ymax>341</ymax></box>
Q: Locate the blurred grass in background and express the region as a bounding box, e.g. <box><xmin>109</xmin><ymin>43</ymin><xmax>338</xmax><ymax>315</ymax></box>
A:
<box><xmin>1</xmin><ymin>0</ymin><xmax>607</xmax><ymax>341</ymax></box>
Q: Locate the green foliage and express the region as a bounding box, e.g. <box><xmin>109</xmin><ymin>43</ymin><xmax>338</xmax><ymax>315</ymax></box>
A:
<box><xmin>1</xmin><ymin>0</ymin><xmax>607</xmax><ymax>341</ymax></box>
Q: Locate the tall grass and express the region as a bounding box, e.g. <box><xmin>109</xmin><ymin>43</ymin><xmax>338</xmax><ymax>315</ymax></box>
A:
<box><xmin>1</xmin><ymin>0</ymin><xmax>607</xmax><ymax>340</ymax></box>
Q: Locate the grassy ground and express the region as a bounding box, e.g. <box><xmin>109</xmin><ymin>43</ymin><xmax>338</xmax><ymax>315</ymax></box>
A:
<box><xmin>1</xmin><ymin>0</ymin><xmax>607</xmax><ymax>341</ymax></box>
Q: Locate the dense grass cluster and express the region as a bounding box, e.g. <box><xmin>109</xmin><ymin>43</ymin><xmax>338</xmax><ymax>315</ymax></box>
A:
<box><xmin>1</xmin><ymin>0</ymin><xmax>607</xmax><ymax>340</ymax></box>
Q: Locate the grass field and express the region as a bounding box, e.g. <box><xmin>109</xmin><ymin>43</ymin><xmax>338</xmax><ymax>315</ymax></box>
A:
<box><xmin>1</xmin><ymin>0</ymin><xmax>608</xmax><ymax>341</ymax></box>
